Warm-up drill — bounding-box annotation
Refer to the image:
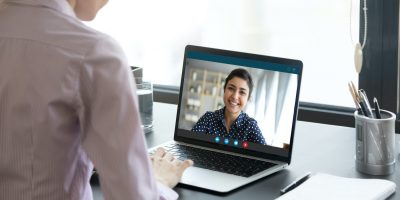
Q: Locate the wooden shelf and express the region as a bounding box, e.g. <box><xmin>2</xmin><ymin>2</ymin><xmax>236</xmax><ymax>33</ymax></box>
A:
<box><xmin>181</xmin><ymin>68</ymin><xmax>228</xmax><ymax>127</ymax></box>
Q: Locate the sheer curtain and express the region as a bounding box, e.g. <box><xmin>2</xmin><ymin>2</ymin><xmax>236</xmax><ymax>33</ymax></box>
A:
<box><xmin>245</xmin><ymin>71</ymin><xmax>296</xmax><ymax>147</ymax></box>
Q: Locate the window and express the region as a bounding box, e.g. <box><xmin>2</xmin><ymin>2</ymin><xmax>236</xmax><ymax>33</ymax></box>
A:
<box><xmin>86</xmin><ymin>0</ymin><xmax>399</xmax><ymax>131</ymax></box>
<box><xmin>87</xmin><ymin>0</ymin><xmax>359</xmax><ymax>107</ymax></box>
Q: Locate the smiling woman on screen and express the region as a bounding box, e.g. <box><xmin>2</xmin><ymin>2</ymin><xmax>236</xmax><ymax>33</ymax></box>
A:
<box><xmin>191</xmin><ymin>68</ymin><xmax>266</xmax><ymax>145</ymax></box>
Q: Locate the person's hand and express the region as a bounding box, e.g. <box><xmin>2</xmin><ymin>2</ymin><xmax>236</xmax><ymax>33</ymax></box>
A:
<box><xmin>150</xmin><ymin>147</ymin><xmax>193</xmax><ymax>188</ymax></box>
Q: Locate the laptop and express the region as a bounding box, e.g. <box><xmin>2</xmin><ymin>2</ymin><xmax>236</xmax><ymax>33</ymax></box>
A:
<box><xmin>149</xmin><ymin>45</ymin><xmax>303</xmax><ymax>193</ymax></box>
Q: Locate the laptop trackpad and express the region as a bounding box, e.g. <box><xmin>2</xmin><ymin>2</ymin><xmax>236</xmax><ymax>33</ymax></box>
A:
<box><xmin>180</xmin><ymin>166</ymin><xmax>248</xmax><ymax>193</ymax></box>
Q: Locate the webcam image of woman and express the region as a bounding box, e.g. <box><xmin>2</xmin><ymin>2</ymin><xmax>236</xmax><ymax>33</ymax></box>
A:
<box><xmin>191</xmin><ymin>68</ymin><xmax>266</xmax><ymax>145</ymax></box>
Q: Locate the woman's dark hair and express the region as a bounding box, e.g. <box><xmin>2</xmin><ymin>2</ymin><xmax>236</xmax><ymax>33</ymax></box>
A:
<box><xmin>224</xmin><ymin>68</ymin><xmax>254</xmax><ymax>98</ymax></box>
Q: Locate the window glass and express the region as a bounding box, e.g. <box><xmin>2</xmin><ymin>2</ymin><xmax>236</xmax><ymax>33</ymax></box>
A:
<box><xmin>86</xmin><ymin>0</ymin><xmax>360</xmax><ymax>107</ymax></box>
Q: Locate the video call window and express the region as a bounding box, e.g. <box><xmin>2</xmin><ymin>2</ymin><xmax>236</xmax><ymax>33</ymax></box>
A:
<box><xmin>178</xmin><ymin>58</ymin><xmax>299</xmax><ymax>149</ymax></box>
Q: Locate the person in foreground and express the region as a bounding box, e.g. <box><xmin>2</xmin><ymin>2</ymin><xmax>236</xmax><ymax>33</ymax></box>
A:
<box><xmin>191</xmin><ymin>68</ymin><xmax>266</xmax><ymax>145</ymax></box>
<box><xmin>0</xmin><ymin>0</ymin><xmax>192</xmax><ymax>199</ymax></box>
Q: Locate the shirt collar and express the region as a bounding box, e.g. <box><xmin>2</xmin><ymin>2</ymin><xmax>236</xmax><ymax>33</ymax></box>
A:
<box><xmin>5</xmin><ymin>0</ymin><xmax>76</xmax><ymax>18</ymax></box>
<box><xmin>216</xmin><ymin>107</ymin><xmax>245</xmax><ymax>128</ymax></box>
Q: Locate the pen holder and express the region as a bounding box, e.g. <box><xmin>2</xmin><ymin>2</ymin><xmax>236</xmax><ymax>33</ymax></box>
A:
<box><xmin>354</xmin><ymin>109</ymin><xmax>396</xmax><ymax>175</ymax></box>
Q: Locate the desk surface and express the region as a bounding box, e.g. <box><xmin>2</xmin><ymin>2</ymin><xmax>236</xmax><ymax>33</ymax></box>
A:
<box><xmin>93</xmin><ymin>102</ymin><xmax>400</xmax><ymax>200</ymax></box>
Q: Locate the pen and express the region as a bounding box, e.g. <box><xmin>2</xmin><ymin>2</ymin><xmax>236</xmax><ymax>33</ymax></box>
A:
<box><xmin>280</xmin><ymin>172</ymin><xmax>312</xmax><ymax>194</ymax></box>
<box><xmin>358</xmin><ymin>101</ymin><xmax>368</xmax><ymax>116</ymax></box>
<box><xmin>358</xmin><ymin>90</ymin><xmax>374</xmax><ymax>118</ymax></box>
<box><xmin>373</xmin><ymin>97</ymin><xmax>382</xmax><ymax>119</ymax></box>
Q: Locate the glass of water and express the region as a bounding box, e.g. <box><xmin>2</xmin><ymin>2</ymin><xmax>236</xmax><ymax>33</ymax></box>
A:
<box><xmin>136</xmin><ymin>79</ymin><xmax>153</xmax><ymax>134</ymax></box>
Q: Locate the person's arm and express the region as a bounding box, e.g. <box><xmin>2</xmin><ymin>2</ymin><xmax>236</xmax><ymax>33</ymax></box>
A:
<box><xmin>75</xmin><ymin>34</ymin><xmax>186</xmax><ymax>200</ymax></box>
<box><xmin>255</xmin><ymin>127</ymin><xmax>267</xmax><ymax>145</ymax></box>
<box><xmin>248</xmin><ymin>119</ymin><xmax>267</xmax><ymax>145</ymax></box>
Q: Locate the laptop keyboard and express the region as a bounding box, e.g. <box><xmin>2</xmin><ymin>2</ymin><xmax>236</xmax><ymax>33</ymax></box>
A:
<box><xmin>153</xmin><ymin>143</ymin><xmax>277</xmax><ymax>177</ymax></box>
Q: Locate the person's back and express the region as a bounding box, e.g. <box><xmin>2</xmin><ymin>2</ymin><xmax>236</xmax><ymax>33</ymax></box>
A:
<box><xmin>0</xmin><ymin>1</ymin><xmax>120</xmax><ymax>199</ymax></box>
<box><xmin>0</xmin><ymin>1</ymin><xmax>192</xmax><ymax>199</ymax></box>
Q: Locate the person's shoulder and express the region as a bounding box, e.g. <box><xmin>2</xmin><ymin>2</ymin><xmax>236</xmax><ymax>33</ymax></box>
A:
<box><xmin>242</xmin><ymin>112</ymin><xmax>257</xmax><ymax>124</ymax></box>
<box><xmin>59</xmin><ymin>21</ymin><xmax>119</xmax><ymax>56</ymax></box>
<box><xmin>198</xmin><ymin>110</ymin><xmax>221</xmax><ymax>122</ymax></box>
<box><xmin>212</xmin><ymin>108</ymin><xmax>226</xmax><ymax>118</ymax></box>
<box><xmin>202</xmin><ymin>111</ymin><xmax>216</xmax><ymax>118</ymax></box>
<box><xmin>42</xmin><ymin>11</ymin><xmax>120</xmax><ymax>56</ymax></box>
<box><xmin>0</xmin><ymin>3</ymin><xmax>113</xmax><ymax>55</ymax></box>
<box><xmin>61</xmin><ymin>21</ymin><xmax>125</xmax><ymax>65</ymax></box>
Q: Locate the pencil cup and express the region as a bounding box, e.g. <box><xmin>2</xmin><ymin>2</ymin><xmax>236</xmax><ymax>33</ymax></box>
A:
<box><xmin>354</xmin><ymin>109</ymin><xmax>396</xmax><ymax>175</ymax></box>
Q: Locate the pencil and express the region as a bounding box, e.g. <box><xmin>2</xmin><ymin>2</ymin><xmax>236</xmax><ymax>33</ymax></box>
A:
<box><xmin>348</xmin><ymin>82</ymin><xmax>360</xmax><ymax>109</ymax></box>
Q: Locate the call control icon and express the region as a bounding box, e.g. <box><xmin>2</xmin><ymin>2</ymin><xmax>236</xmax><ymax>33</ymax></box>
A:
<box><xmin>224</xmin><ymin>138</ymin><xmax>229</xmax><ymax>145</ymax></box>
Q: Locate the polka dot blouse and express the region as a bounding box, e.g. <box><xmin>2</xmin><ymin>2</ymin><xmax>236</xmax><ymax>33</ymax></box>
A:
<box><xmin>191</xmin><ymin>107</ymin><xmax>267</xmax><ymax>145</ymax></box>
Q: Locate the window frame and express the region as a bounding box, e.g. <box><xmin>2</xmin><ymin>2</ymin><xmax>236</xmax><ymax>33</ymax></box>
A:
<box><xmin>153</xmin><ymin>0</ymin><xmax>400</xmax><ymax>133</ymax></box>
<box><xmin>359</xmin><ymin>0</ymin><xmax>400</xmax><ymax>132</ymax></box>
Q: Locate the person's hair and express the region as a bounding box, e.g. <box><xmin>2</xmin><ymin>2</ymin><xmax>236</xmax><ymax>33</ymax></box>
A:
<box><xmin>0</xmin><ymin>0</ymin><xmax>6</xmax><ymax>9</ymax></box>
<box><xmin>223</xmin><ymin>68</ymin><xmax>254</xmax><ymax>99</ymax></box>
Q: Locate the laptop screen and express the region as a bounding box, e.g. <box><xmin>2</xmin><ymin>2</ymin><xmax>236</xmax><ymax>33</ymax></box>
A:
<box><xmin>175</xmin><ymin>45</ymin><xmax>302</xmax><ymax>163</ymax></box>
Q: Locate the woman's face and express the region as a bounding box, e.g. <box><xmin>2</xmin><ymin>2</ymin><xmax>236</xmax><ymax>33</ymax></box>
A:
<box><xmin>69</xmin><ymin>0</ymin><xmax>109</xmax><ymax>21</ymax></box>
<box><xmin>223</xmin><ymin>77</ymin><xmax>250</xmax><ymax>117</ymax></box>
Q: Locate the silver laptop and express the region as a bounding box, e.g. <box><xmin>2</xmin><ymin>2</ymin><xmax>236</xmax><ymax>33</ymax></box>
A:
<box><xmin>149</xmin><ymin>45</ymin><xmax>303</xmax><ymax>193</ymax></box>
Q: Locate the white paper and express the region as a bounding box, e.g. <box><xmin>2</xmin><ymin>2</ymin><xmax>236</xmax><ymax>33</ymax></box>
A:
<box><xmin>276</xmin><ymin>173</ymin><xmax>396</xmax><ymax>200</ymax></box>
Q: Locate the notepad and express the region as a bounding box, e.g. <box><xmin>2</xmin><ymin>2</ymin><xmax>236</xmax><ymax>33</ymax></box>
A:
<box><xmin>276</xmin><ymin>173</ymin><xmax>396</xmax><ymax>200</ymax></box>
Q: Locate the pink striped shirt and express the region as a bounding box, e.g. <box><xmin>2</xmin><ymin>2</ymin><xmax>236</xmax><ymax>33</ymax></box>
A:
<box><xmin>0</xmin><ymin>0</ymin><xmax>177</xmax><ymax>199</ymax></box>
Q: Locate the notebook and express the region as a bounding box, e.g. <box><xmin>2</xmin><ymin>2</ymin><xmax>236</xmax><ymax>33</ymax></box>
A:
<box><xmin>149</xmin><ymin>45</ymin><xmax>303</xmax><ymax>193</ymax></box>
<box><xmin>276</xmin><ymin>173</ymin><xmax>396</xmax><ymax>200</ymax></box>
